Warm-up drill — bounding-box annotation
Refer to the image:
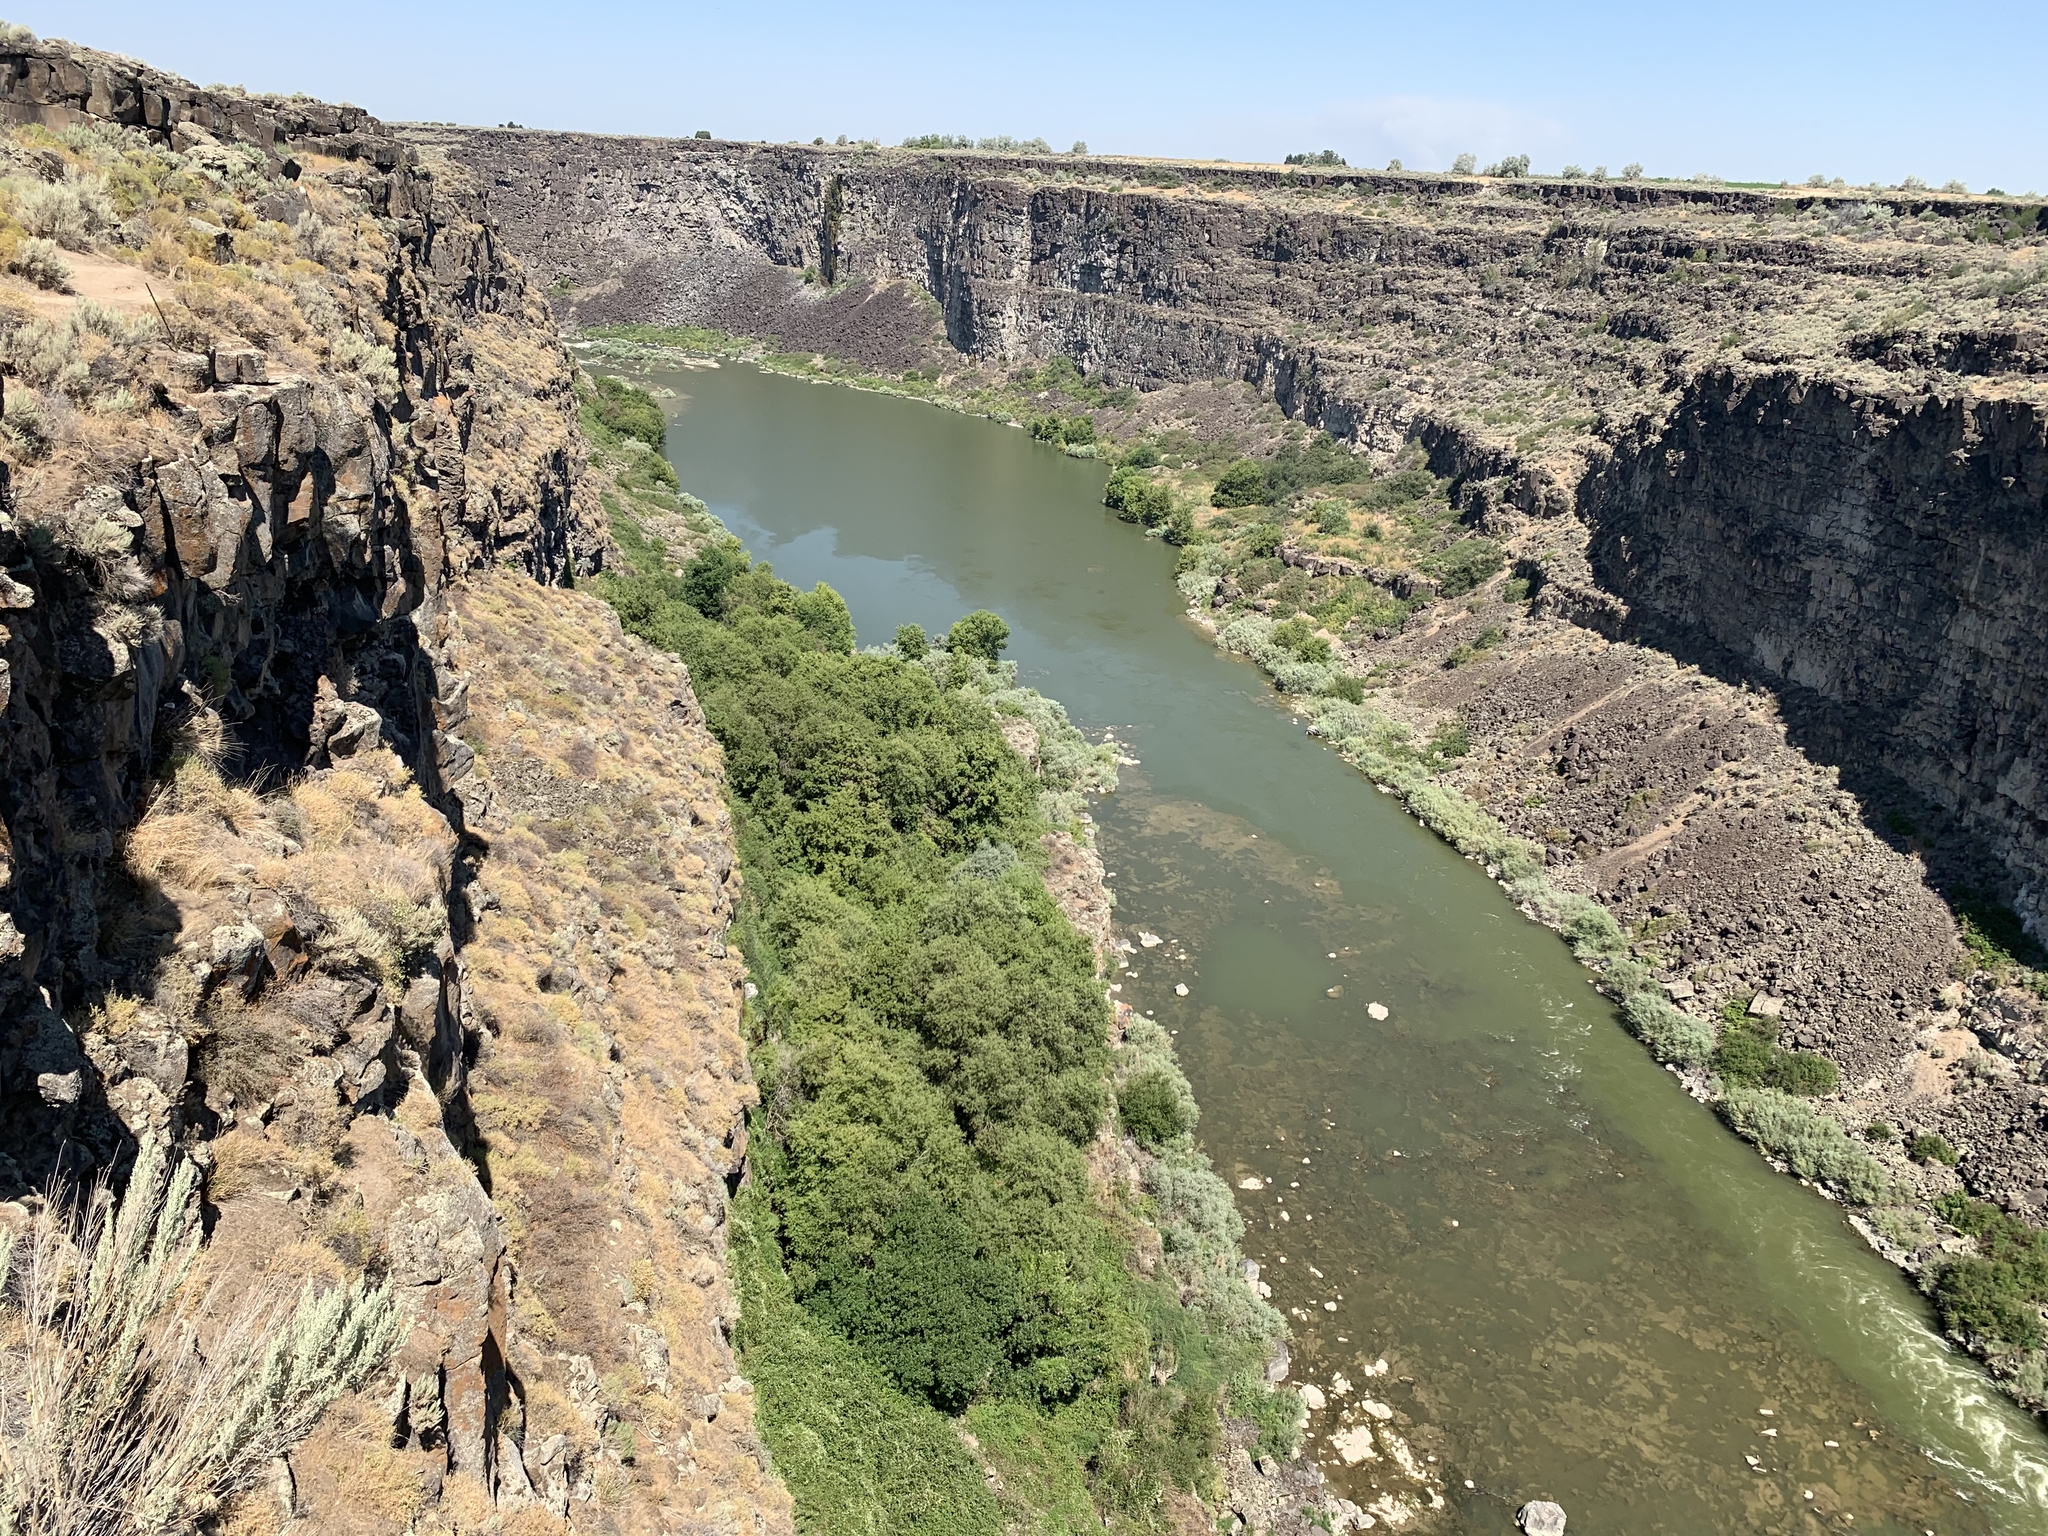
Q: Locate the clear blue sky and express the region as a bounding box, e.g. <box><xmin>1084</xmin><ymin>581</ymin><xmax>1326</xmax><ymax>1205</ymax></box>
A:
<box><xmin>15</xmin><ymin>1</ymin><xmax>2045</xmax><ymax>192</ymax></box>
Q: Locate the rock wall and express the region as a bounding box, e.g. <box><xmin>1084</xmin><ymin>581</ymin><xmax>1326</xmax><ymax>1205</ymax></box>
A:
<box><xmin>1583</xmin><ymin>371</ymin><xmax>2048</xmax><ymax>934</ymax></box>
<box><xmin>0</xmin><ymin>35</ymin><xmax>780</xmax><ymax>1533</ymax></box>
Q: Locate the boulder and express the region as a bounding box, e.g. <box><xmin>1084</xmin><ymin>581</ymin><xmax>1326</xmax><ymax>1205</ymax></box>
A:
<box><xmin>1330</xmin><ymin>1425</ymin><xmax>1377</xmax><ymax>1465</ymax></box>
<box><xmin>1517</xmin><ymin>1500</ymin><xmax>1568</xmax><ymax>1535</ymax></box>
<box><xmin>1264</xmin><ymin>1341</ymin><xmax>1289</xmax><ymax>1383</ymax></box>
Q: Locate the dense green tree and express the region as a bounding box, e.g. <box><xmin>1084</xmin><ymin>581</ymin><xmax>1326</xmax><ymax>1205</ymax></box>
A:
<box><xmin>681</xmin><ymin>541</ymin><xmax>749</xmax><ymax>617</ymax></box>
<box><xmin>1211</xmin><ymin>458</ymin><xmax>1269</xmax><ymax>508</ymax></box>
<box><xmin>948</xmin><ymin>610</ymin><xmax>1011</xmax><ymax>662</ymax></box>
<box><xmin>1119</xmin><ymin>1070</ymin><xmax>1190</xmax><ymax>1147</ymax></box>
<box><xmin>596</xmin><ymin>524</ymin><xmax>1275</xmax><ymax>1528</ymax></box>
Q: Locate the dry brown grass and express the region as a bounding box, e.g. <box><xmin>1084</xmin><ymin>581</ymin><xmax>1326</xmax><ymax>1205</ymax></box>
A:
<box><xmin>188</xmin><ymin>992</ymin><xmax>307</xmax><ymax>1104</ymax></box>
<box><xmin>332</xmin><ymin>1447</ymin><xmax>426</xmax><ymax>1525</ymax></box>
<box><xmin>125</xmin><ymin>803</ymin><xmax>233</xmax><ymax>890</ymax></box>
<box><xmin>206</xmin><ymin>1127</ymin><xmax>339</xmax><ymax>1203</ymax></box>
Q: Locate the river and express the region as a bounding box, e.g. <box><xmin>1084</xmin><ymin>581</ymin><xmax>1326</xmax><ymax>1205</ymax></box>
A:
<box><xmin>641</xmin><ymin>356</ymin><xmax>2048</xmax><ymax>1534</ymax></box>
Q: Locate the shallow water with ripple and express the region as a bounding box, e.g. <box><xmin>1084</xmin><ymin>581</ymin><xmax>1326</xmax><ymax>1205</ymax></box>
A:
<box><xmin>646</xmin><ymin>357</ymin><xmax>2048</xmax><ymax>1533</ymax></box>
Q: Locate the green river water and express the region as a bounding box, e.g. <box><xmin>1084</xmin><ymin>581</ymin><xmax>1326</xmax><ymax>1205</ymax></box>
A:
<box><xmin>644</xmin><ymin>358</ymin><xmax>2048</xmax><ymax>1534</ymax></box>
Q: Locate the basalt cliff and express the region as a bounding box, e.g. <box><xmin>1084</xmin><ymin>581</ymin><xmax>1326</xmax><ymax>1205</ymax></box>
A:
<box><xmin>0</xmin><ymin>38</ymin><xmax>786</xmax><ymax>1535</ymax></box>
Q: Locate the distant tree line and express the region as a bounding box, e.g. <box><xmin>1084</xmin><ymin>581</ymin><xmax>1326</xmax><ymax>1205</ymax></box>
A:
<box><xmin>902</xmin><ymin>134</ymin><xmax>1085</xmax><ymax>155</ymax></box>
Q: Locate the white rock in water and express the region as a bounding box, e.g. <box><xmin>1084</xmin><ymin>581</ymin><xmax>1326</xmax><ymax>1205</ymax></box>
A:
<box><xmin>1139</xmin><ymin>932</ymin><xmax>1163</xmax><ymax>948</ymax></box>
<box><xmin>1365</xmin><ymin>1357</ymin><xmax>1389</xmax><ymax>1376</ymax></box>
<box><xmin>1257</xmin><ymin>1280</ymin><xmax>1272</xmax><ymax>1297</ymax></box>
<box><xmin>1359</xmin><ymin>1398</ymin><xmax>1394</xmax><ymax>1421</ymax></box>
<box><xmin>1367</xmin><ymin>1001</ymin><xmax>1389</xmax><ymax>1020</ymax></box>
<box><xmin>1331</xmin><ymin>1425</ymin><xmax>1378</xmax><ymax>1465</ymax></box>
<box><xmin>1238</xmin><ymin>1176</ymin><xmax>1265</xmax><ymax>1190</ymax></box>
<box><xmin>1331</xmin><ymin>1373</ymin><xmax>1352</xmax><ymax>1395</ymax></box>
<box><xmin>1299</xmin><ymin>1383</ymin><xmax>1326</xmax><ymax>1411</ymax></box>
<box><xmin>1323</xmin><ymin>1301</ymin><xmax>1337</xmax><ymax>1311</ymax></box>
<box><xmin>1175</xmin><ymin>983</ymin><xmax>1189</xmax><ymax>996</ymax></box>
<box><xmin>1516</xmin><ymin>1501</ymin><xmax>1568</xmax><ymax>1536</ymax></box>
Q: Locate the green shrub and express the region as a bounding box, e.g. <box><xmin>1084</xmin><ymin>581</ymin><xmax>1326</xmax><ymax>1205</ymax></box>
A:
<box><xmin>1242</xmin><ymin>522</ymin><xmax>1283</xmax><ymax>557</ymax></box>
<box><xmin>895</xmin><ymin>623</ymin><xmax>929</xmax><ymax>660</ymax></box>
<box><xmin>730</xmin><ymin>1193</ymin><xmax>1005</xmax><ymax>1535</ymax></box>
<box><xmin>586</xmin><ymin>373</ymin><xmax>666</xmax><ymax>450</ymax></box>
<box><xmin>1264</xmin><ymin>436</ymin><xmax>1368</xmax><ymax>499</ymax></box>
<box><xmin>1363</xmin><ymin>467</ymin><xmax>1436</xmax><ymax>509</ymax></box>
<box><xmin>1711</xmin><ymin>1019</ymin><xmax>1779</xmax><ymax>1086</ymax></box>
<box><xmin>1866</xmin><ymin>1120</ymin><xmax>1897</xmax><ymax>1142</ymax></box>
<box><xmin>1927</xmin><ymin>1193</ymin><xmax>2048</xmax><ymax>1349</ymax></box>
<box><xmin>1624</xmin><ymin>992</ymin><xmax>1714</xmax><ymax>1066</ymax></box>
<box><xmin>1318</xmin><ymin>674</ymin><xmax>1365</xmax><ymax>704</ymax></box>
<box><xmin>1424</xmin><ymin>718</ymin><xmax>1471</xmax><ymax>761</ymax></box>
<box><xmin>1119</xmin><ymin>442</ymin><xmax>1161</xmax><ymax>469</ymax></box>
<box><xmin>1104</xmin><ymin>467</ymin><xmax>1175</xmax><ymax>526</ymax></box>
<box><xmin>1771</xmin><ymin>1050</ymin><xmax>1840</xmax><ymax>1097</ymax></box>
<box><xmin>1269</xmin><ymin>617</ymin><xmax>1330</xmax><ymax>664</ymax></box>
<box><xmin>809</xmin><ymin>1196</ymin><xmax>1025</xmax><ymax>1410</ymax></box>
<box><xmin>1284</xmin><ymin>150</ymin><xmax>1347</xmax><ymax>167</ymax></box>
<box><xmin>1711</xmin><ymin>1016</ymin><xmax>1839</xmax><ymax>1096</ymax></box>
<box><xmin>680</xmin><ymin>541</ymin><xmax>747</xmax><ymax>617</ymax></box>
<box><xmin>1420</xmin><ymin>538</ymin><xmax>1505</xmax><ymax>597</ymax></box>
<box><xmin>1211</xmin><ymin>459</ymin><xmax>1269</xmax><ymax>508</ymax></box>
<box><xmin>1119</xmin><ymin>1070</ymin><xmax>1191</xmax><ymax>1147</ymax></box>
<box><xmin>1719</xmin><ymin>1087</ymin><xmax>1891</xmax><ymax>1202</ymax></box>
<box><xmin>1029</xmin><ymin>412</ymin><xmax>1096</xmax><ymax>447</ymax></box>
<box><xmin>1315</xmin><ymin>503</ymin><xmax>1349</xmax><ymax>534</ymax></box>
<box><xmin>1443</xmin><ymin>625</ymin><xmax>1506</xmax><ymax>668</ymax></box>
<box><xmin>1910</xmin><ymin>1131</ymin><xmax>1960</xmax><ymax>1166</ymax></box>
<box><xmin>1409</xmin><ymin>790</ymin><xmax>1544</xmax><ymax>882</ymax></box>
<box><xmin>1228</xmin><ymin>1371</ymin><xmax>1305</xmax><ymax>1460</ymax></box>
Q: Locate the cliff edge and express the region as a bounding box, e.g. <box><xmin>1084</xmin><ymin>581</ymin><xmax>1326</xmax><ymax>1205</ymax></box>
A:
<box><xmin>0</xmin><ymin>32</ymin><xmax>783</xmax><ymax>1532</ymax></box>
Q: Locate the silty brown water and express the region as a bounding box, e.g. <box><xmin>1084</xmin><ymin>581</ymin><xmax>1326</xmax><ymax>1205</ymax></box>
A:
<box><xmin>640</xmin><ymin>355</ymin><xmax>2048</xmax><ymax>1533</ymax></box>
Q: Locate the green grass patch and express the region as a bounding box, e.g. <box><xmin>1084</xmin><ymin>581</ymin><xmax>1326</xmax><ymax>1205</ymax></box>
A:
<box><xmin>1711</xmin><ymin>1009</ymin><xmax>1838</xmax><ymax>1096</ymax></box>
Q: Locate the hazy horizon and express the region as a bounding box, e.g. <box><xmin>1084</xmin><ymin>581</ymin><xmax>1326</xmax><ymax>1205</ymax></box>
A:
<box><xmin>11</xmin><ymin>1</ymin><xmax>2044</xmax><ymax>195</ymax></box>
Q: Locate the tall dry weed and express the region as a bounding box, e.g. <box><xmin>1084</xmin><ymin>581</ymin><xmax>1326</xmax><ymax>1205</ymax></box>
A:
<box><xmin>0</xmin><ymin>1137</ymin><xmax>399</xmax><ymax>1535</ymax></box>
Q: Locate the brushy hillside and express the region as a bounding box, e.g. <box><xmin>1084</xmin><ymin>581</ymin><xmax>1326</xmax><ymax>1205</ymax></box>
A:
<box><xmin>591</xmin><ymin>421</ymin><xmax>1294</xmax><ymax>1533</ymax></box>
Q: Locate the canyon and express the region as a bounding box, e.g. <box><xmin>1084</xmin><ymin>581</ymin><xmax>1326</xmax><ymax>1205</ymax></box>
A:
<box><xmin>410</xmin><ymin>127</ymin><xmax>2048</xmax><ymax>1209</ymax></box>
<box><xmin>1</xmin><ymin>20</ymin><xmax>2047</xmax><ymax>1535</ymax></box>
<box><xmin>412</xmin><ymin>128</ymin><xmax>2047</xmax><ymax>948</ymax></box>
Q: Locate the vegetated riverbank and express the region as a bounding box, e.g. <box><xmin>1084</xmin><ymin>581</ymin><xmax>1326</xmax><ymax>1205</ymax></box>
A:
<box><xmin>1147</xmin><ymin>446</ymin><xmax>2048</xmax><ymax>1423</ymax></box>
<box><xmin>581</xmin><ymin>384</ymin><xmax>1404</xmax><ymax>1536</ymax></box>
<box><xmin>580</xmin><ymin>341</ymin><xmax>2048</xmax><ymax>1427</ymax></box>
